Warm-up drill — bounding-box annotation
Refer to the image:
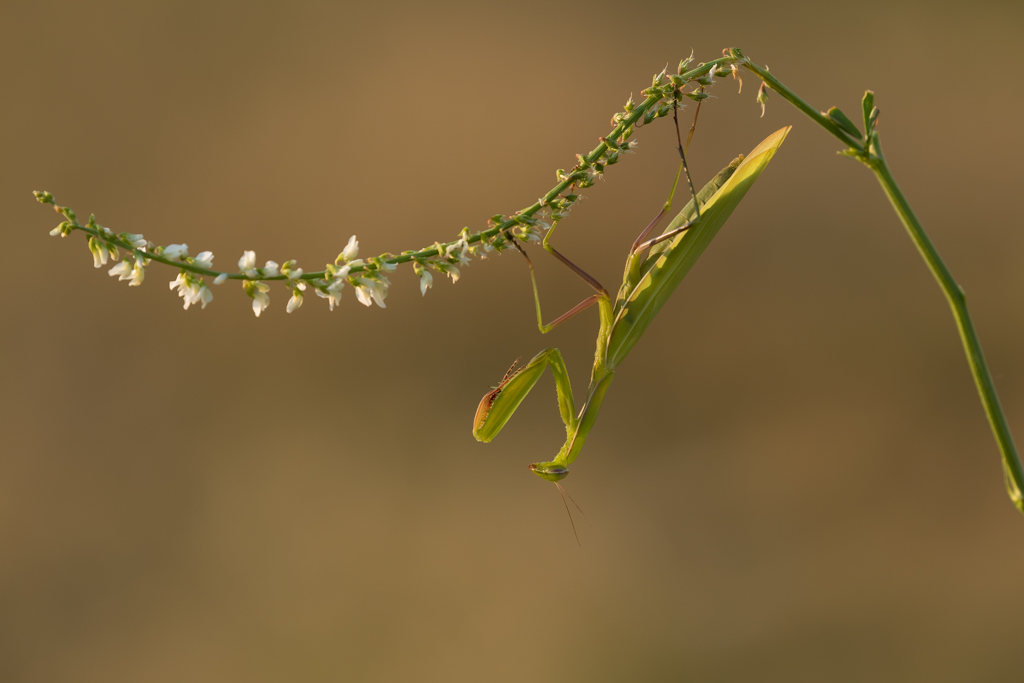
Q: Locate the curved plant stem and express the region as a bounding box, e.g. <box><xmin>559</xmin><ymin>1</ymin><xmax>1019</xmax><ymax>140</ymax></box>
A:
<box><xmin>47</xmin><ymin>56</ymin><xmax>739</xmax><ymax>283</ymax></box>
<box><xmin>736</xmin><ymin>49</ymin><xmax>1024</xmax><ymax>515</ymax></box>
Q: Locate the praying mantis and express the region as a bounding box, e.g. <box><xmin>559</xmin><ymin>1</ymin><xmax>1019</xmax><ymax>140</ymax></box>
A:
<box><xmin>472</xmin><ymin>109</ymin><xmax>790</xmax><ymax>500</ymax></box>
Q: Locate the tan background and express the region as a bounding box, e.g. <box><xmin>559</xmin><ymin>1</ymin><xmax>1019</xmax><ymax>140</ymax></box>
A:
<box><xmin>2</xmin><ymin>1</ymin><xmax>1023</xmax><ymax>680</ymax></box>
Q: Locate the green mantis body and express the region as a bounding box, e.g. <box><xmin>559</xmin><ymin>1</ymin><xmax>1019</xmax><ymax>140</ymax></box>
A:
<box><xmin>473</xmin><ymin>126</ymin><xmax>791</xmax><ymax>483</ymax></box>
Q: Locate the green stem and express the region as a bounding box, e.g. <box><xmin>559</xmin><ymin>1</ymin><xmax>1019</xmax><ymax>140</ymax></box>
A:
<box><xmin>869</xmin><ymin>145</ymin><xmax>1024</xmax><ymax>513</ymax></box>
<box><xmin>734</xmin><ymin>49</ymin><xmax>863</xmax><ymax>151</ymax></box>
<box><xmin>736</xmin><ymin>47</ymin><xmax>1024</xmax><ymax>515</ymax></box>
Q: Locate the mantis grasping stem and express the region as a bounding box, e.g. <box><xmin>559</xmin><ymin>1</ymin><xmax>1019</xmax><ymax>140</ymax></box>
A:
<box><xmin>472</xmin><ymin>105</ymin><xmax>792</xmax><ymax>488</ymax></box>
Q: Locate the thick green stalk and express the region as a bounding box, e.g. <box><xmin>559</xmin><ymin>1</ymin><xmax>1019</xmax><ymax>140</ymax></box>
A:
<box><xmin>736</xmin><ymin>48</ymin><xmax>1024</xmax><ymax>514</ymax></box>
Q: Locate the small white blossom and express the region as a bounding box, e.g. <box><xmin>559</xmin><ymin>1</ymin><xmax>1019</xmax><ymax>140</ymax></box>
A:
<box><xmin>108</xmin><ymin>255</ymin><xmax>145</xmax><ymax>286</ymax></box>
<box><xmin>213</xmin><ymin>273</ymin><xmax>229</xmax><ymax>285</ymax></box>
<box><xmin>262</xmin><ymin>260</ymin><xmax>279</xmax><ymax>277</ymax></box>
<box><xmin>447</xmin><ymin>265</ymin><xmax>461</xmax><ymax>283</ymax></box>
<box><xmin>355</xmin><ymin>277</ymin><xmax>387</xmax><ymax>308</ymax></box>
<box><xmin>108</xmin><ymin>260</ymin><xmax>132</xmax><ymax>280</ymax></box>
<box><xmin>197</xmin><ymin>285</ymin><xmax>212</xmax><ymax>309</ymax></box>
<box><xmin>163</xmin><ymin>243</ymin><xmax>189</xmax><ymax>262</ymax></box>
<box><xmin>286</xmin><ymin>289</ymin><xmax>304</xmax><ymax>313</ymax></box>
<box><xmin>282</xmin><ymin>260</ymin><xmax>303</xmax><ymax>281</ymax></box>
<box><xmin>169</xmin><ymin>272</ymin><xmax>210</xmax><ymax>310</ymax></box>
<box><xmin>244</xmin><ymin>280</ymin><xmax>270</xmax><ymax>317</ymax></box>
<box><xmin>239</xmin><ymin>250</ymin><xmax>257</xmax><ymax>275</ymax></box>
<box><xmin>123</xmin><ymin>233</ymin><xmax>147</xmax><ymax>249</ymax></box>
<box><xmin>315</xmin><ymin>278</ymin><xmax>345</xmax><ymax>311</ymax></box>
<box><xmin>341</xmin><ymin>235</ymin><xmax>359</xmax><ymax>261</ymax></box>
<box><xmin>419</xmin><ymin>268</ymin><xmax>433</xmax><ymax>296</ymax></box>
<box><xmin>379</xmin><ymin>260</ymin><xmax>397</xmax><ymax>272</ymax></box>
<box><xmin>457</xmin><ymin>240</ymin><xmax>472</xmax><ymax>266</ymax></box>
<box><xmin>88</xmin><ymin>237</ymin><xmax>110</xmax><ymax>268</ymax></box>
<box><xmin>193</xmin><ymin>251</ymin><xmax>215</xmax><ymax>269</ymax></box>
<box><xmin>128</xmin><ymin>259</ymin><xmax>145</xmax><ymax>286</ymax></box>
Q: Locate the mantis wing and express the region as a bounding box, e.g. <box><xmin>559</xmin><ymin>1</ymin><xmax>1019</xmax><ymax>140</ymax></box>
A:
<box><xmin>606</xmin><ymin>126</ymin><xmax>791</xmax><ymax>368</ymax></box>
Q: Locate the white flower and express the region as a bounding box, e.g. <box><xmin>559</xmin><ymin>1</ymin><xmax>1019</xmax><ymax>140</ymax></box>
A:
<box><xmin>457</xmin><ymin>240</ymin><xmax>472</xmax><ymax>266</ymax></box>
<box><xmin>418</xmin><ymin>268</ymin><xmax>433</xmax><ymax>296</ymax></box>
<box><xmin>128</xmin><ymin>259</ymin><xmax>145</xmax><ymax>286</ymax></box>
<box><xmin>111</xmin><ymin>253</ymin><xmax>146</xmax><ymax>286</ymax></box>
<box><xmin>341</xmin><ymin>235</ymin><xmax>359</xmax><ymax>261</ymax></box>
<box><xmin>244</xmin><ymin>280</ymin><xmax>270</xmax><ymax>317</ymax></box>
<box><xmin>238</xmin><ymin>250</ymin><xmax>257</xmax><ymax>275</ymax></box>
<box><xmin>379</xmin><ymin>260</ymin><xmax>397</xmax><ymax>272</ymax></box>
<box><xmin>262</xmin><ymin>260</ymin><xmax>279</xmax><ymax>277</ymax></box>
<box><xmin>108</xmin><ymin>261</ymin><xmax>132</xmax><ymax>280</ymax></box>
<box><xmin>213</xmin><ymin>273</ymin><xmax>229</xmax><ymax>285</ymax></box>
<box><xmin>163</xmin><ymin>243</ymin><xmax>189</xmax><ymax>261</ymax></box>
<box><xmin>282</xmin><ymin>260</ymin><xmax>304</xmax><ymax>281</ymax></box>
<box><xmin>286</xmin><ymin>289</ymin><xmax>304</xmax><ymax>313</ymax></box>
<box><xmin>355</xmin><ymin>277</ymin><xmax>387</xmax><ymax>308</ymax></box>
<box><xmin>447</xmin><ymin>265</ymin><xmax>460</xmax><ymax>283</ymax></box>
<box><xmin>315</xmin><ymin>278</ymin><xmax>345</xmax><ymax>311</ymax></box>
<box><xmin>193</xmin><ymin>251</ymin><xmax>215</xmax><ymax>269</ymax></box>
<box><xmin>169</xmin><ymin>272</ymin><xmax>210</xmax><ymax>310</ymax></box>
<box><xmin>88</xmin><ymin>237</ymin><xmax>110</xmax><ymax>268</ymax></box>
<box><xmin>197</xmin><ymin>285</ymin><xmax>212</xmax><ymax>309</ymax></box>
<box><xmin>123</xmin><ymin>233</ymin><xmax>147</xmax><ymax>249</ymax></box>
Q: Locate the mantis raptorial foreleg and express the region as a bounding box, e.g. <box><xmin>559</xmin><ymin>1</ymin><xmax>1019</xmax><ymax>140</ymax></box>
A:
<box><xmin>472</xmin><ymin>347</ymin><xmax>577</xmax><ymax>445</ymax></box>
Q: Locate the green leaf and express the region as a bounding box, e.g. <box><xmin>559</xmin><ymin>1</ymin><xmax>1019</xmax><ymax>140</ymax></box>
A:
<box><xmin>862</xmin><ymin>90</ymin><xmax>875</xmax><ymax>133</ymax></box>
<box><xmin>826</xmin><ymin>106</ymin><xmax>862</xmax><ymax>138</ymax></box>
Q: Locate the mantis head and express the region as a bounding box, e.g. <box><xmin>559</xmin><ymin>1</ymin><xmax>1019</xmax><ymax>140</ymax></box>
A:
<box><xmin>528</xmin><ymin>461</ymin><xmax>568</xmax><ymax>482</ymax></box>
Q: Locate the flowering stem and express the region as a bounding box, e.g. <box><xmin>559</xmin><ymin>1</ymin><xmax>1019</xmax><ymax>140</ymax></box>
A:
<box><xmin>734</xmin><ymin>47</ymin><xmax>1024</xmax><ymax>515</ymax></box>
<box><xmin>42</xmin><ymin>55</ymin><xmax>740</xmax><ymax>283</ymax></box>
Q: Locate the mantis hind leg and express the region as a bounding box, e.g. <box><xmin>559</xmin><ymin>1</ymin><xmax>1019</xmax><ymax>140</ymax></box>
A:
<box><xmin>628</xmin><ymin>87</ymin><xmax>705</xmax><ymax>256</ymax></box>
<box><xmin>508</xmin><ymin>228</ymin><xmax>608</xmax><ymax>335</ymax></box>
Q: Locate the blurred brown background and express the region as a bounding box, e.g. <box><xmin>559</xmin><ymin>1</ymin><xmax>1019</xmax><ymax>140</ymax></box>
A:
<box><xmin>2</xmin><ymin>1</ymin><xmax>1023</xmax><ymax>681</ymax></box>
